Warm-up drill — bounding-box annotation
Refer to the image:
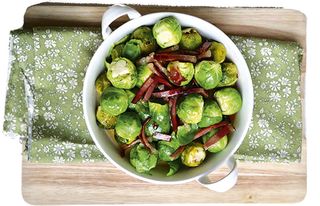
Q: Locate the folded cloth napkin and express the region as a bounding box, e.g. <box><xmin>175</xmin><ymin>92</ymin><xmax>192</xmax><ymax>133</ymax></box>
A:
<box><xmin>3</xmin><ymin>27</ymin><xmax>303</xmax><ymax>163</ymax></box>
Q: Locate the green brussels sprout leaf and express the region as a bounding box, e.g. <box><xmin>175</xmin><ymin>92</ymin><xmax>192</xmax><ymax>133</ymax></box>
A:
<box><xmin>167</xmin><ymin>159</ymin><xmax>181</xmax><ymax>176</ymax></box>
<box><xmin>130</xmin><ymin>143</ymin><xmax>158</xmax><ymax>173</ymax></box>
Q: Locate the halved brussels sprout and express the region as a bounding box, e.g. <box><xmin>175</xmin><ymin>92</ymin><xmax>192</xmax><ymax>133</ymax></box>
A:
<box><xmin>202</xmin><ymin>130</ymin><xmax>228</xmax><ymax>153</ymax></box>
<box><xmin>115</xmin><ymin>111</ymin><xmax>142</xmax><ymax>144</ymax></box>
<box><xmin>210</xmin><ymin>41</ymin><xmax>227</xmax><ymax>63</ymax></box>
<box><xmin>106</xmin><ymin>57</ymin><xmax>137</xmax><ymax>89</ymax></box>
<box><xmin>131</xmin><ymin>26</ymin><xmax>157</xmax><ymax>55</ymax></box>
<box><xmin>96</xmin><ymin>106</ymin><xmax>117</xmax><ymax>129</ymax></box>
<box><xmin>177</xmin><ymin>94</ymin><xmax>204</xmax><ymax>124</ymax></box>
<box><xmin>194</xmin><ymin>60</ymin><xmax>222</xmax><ymax>90</ymax></box>
<box><xmin>153</xmin><ymin>16</ymin><xmax>182</xmax><ymax>48</ymax></box>
<box><xmin>181</xmin><ymin>143</ymin><xmax>206</xmax><ymax>167</ymax></box>
<box><xmin>122</xmin><ymin>39</ymin><xmax>142</xmax><ymax>62</ymax></box>
<box><xmin>167</xmin><ymin>61</ymin><xmax>194</xmax><ymax>86</ymax></box>
<box><xmin>110</xmin><ymin>44</ymin><xmax>124</xmax><ymax>61</ymax></box>
<box><xmin>214</xmin><ymin>87</ymin><xmax>242</xmax><ymax>115</ymax></box>
<box><xmin>145</xmin><ymin>102</ymin><xmax>170</xmax><ymax>136</ymax></box>
<box><xmin>198</xmin><ymin>100</ymin><xmax>223</xmax><ymax>128</ymax></box>
<box><xmin>130</xmin><ymin>143</ymin><xmax>158</xmax><ymax>173</ymax></box>
<box><xmin>100</xmin><ymin>86</ymin><xmax>128</xmax><ymax>116</ymax></box>
<box><xmin>176</xmin><ymin>124</ymin><xmax>198</xmax><ymax>145</ymax></box>
<box><xmin>217</xmin><ymin>63</ymin><xmax>238</xmax><ymax>87</ymax></box>
<box><xmin>136</xmin><ymin>63</ymin><xmax>153</xmax><ymax>88</ymax></box>
<box><xmin>95</xmin><ymin>72</ymin><xmax>111</xmax><ymax>97</ymax></box>
<box><xmin>179</xmin><ymin>28</ymin><xmax>202</xmax><ymax>50</ymax></box>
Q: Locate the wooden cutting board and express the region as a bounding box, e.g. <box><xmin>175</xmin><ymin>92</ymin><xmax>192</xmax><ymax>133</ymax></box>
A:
<box><xmin>22</xmin><ymin>4</ymin><xmax>306</xmax><ymax>204</ymax></box>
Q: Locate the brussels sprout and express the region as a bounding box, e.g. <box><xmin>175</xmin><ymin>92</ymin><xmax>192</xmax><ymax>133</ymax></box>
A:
<box><xmin>179</xmin><ymin>28</ymin><xmax>202</xmax><ymax>50</ymax></box>
<box><xmin>130</xmin><ymin>143</ymin><xmax>158</xmax><ymax>173</ymax></box>
<box><xmin>136</xmin><ymin>63</ymin><xmax>153</xmax><ymax>88</ymax></box>
<box><xmin>210</xmin><ymin>41</ymin><xmax>227</xmax><ymax>63</ymax></box>
<box><xmin>167</xmin><ymin>159</ymin><xmax>181</xmax><ymax>176</ymax></box>
<box><xmin>198</xmin><ymin>100</ymin><xmax>223</xmax><ymax>128</ymax></box>
<box><xmin>181</xmin><ymin>143</ymin><xmax>206</xmax><ymax>167</ymax></box>
<box><xmin>194</xmin><ymin>60</ymin><xmax>222</xmax><ymax>90</ymax></box>
<box><xmin>177</xmin><ymin>94</ymin><xmax>204</xmax><ymax>124</ymax></box>
<box><xmin>202</xmin><ymin>130</ymin><xmax>228</xmax><ymax>153</ymax></box>
<box><xmin>158</xmin><ymin>136</ymin><xmax>180</xmax><ymax>161</ymax></box>
<box><xmin>145</xmin><ymin>102</ymin><xmax>170</xmax><ymax>136</ymax></box>
<box><xmin>132</xmin><ymin>26</ymin><xmax>157</xmax><ymax>54</ymax></box>
<box><xmin>95</xmin><ymin>72</ymin><xmax>111</xmax><ymax>97</ymax></box>
<box><xmin>167</xmin><ymin>61</ymin><xmax>194</xmax><ymax>86</ymax></box>
<box><xmin>218</xmin><ymin>63</ymin><xmax>238</xmax><ymax>87</ymax></box>
<box><xmin>100</xmin><ymin>86</ymin><xmax>128</xmax><ymax>116</ymax></box>
<box><xmin>106</xmin><ymin>57</ymin><xmax>137</xmax><ymax>89</ymax></box>
<box><xmin>153</xmin><ymin>16</ymin><xmax>182</xmax><ymax>48</ymax></box>
<box><xmin>122</xmin><ymin>39</ymin><xmax>142</xmax><ymax>62</ymax></box>
<box><xmin>214</xmin><ymin>87</ymin><xmax>242</xmax><ymax>115</ymax></box>
<box><xmin>115</xmin><ymin>111</ymin><xmax>142</xmax><ymax>144</ymax></box>
<box><xmin>96</xmin><ymin>106</ymin><xmax>117</xmax><ymax>129</ymax></box>
<box><xmin>176</xmin><ymin>124</ymin><xmax>198</xmax><ymax>145</ymax></box>
<box><xmin>110</xmin><ymin>44</ymin><xmax>124</xmax><ymax>61</ymax></box>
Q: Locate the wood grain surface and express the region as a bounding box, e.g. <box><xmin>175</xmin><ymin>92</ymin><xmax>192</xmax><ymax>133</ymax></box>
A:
<box><xmin>22</xmin><ymin>3</ymin><xmax>306</xmax><ymax>204</ymax></box>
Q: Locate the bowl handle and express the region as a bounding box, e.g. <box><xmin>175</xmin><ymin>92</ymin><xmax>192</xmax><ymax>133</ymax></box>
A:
<box><xmin>101</xmin><ymin>4</ymin><xmax>141</xmax><ymax>40</ymax></box>
<box><xmin>196</xmin><ymin>156</ymin><xmax>238</xmax><ymax>192</ymax></box>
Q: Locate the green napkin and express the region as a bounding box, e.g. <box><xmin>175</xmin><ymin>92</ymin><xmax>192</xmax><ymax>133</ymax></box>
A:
<box><xmin>3</xmin><ymin>28</ymin><xmax>303</xmax><ymax>163</ymax></box>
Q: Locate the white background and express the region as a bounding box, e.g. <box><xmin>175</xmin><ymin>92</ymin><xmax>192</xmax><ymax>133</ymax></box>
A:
<box><xmin>0</xmin><ymin>0</ymin><xmax>319</xmax><ymax>205</ymax></box>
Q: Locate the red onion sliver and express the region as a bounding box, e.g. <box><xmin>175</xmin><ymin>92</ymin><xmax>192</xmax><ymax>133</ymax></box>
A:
<box><xmin>154</xmin><ymin>53</ymin><xmax>197</xmax><ymax>63</ymax></box>
<box><xmin>169</xmin><ymin>96</ymin><xmax>178</xmax><ymax>132</ymax></box>
<box><xmin>197</xmin><ymin>49</ymin><xmax>212</xmax><ymax>60</ymax></box>
<box><xmin>198</xmin><ymin>41</ymin><xmax>212</xmax><ymax>54</ymax></box>
<box><xmin>152</xmin><ymin>75</ymin><xmax>173</xmax><ymax>88</ymax></box>
<box><xmin>143</xmin><ymin>79</ymin><xmax>158</xmax><ymax>101</ymax></box>
<box><xmin>153</xmin><ymin>133</ymin><xmax>172</xmax><ymax>141</ymax></box>
<box><xmin>152</xmin><ymin>87</ymin><xmax>209</xmax><ymax>98</ymax></box>
<box><xmin>119</xmin><ymin>139</ymin><xmax>141</xmax><ymax>157</ymax></box>
<box><xmin>140</xmin><ymin>118</ymin><xmax>157</xmax><ymax>153</ymax></box>
<box><xmin>193</xmin><ymin>121</ymin><xmax>229</xmax><ymax>140</ymax></box>
<box><xmin>170</xmin><ymin>145</ymin><xmax>185</xmax><ymax>160</ymax></box>
<box><xmin>131</xmin><ymin>75</ymin><xmax>154</xmax><ymax>104</ymax></box>
<box><xmin>203</xmin><ymin>125</ymin><xmax>235</xmax><ymax>150</ymax></box>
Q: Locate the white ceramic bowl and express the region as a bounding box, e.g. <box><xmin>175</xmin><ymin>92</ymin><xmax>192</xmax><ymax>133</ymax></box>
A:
<box><xmin>83</xmin><ymin>5</ymin><xmax>253</xmax><ymax>192</ymax></box>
